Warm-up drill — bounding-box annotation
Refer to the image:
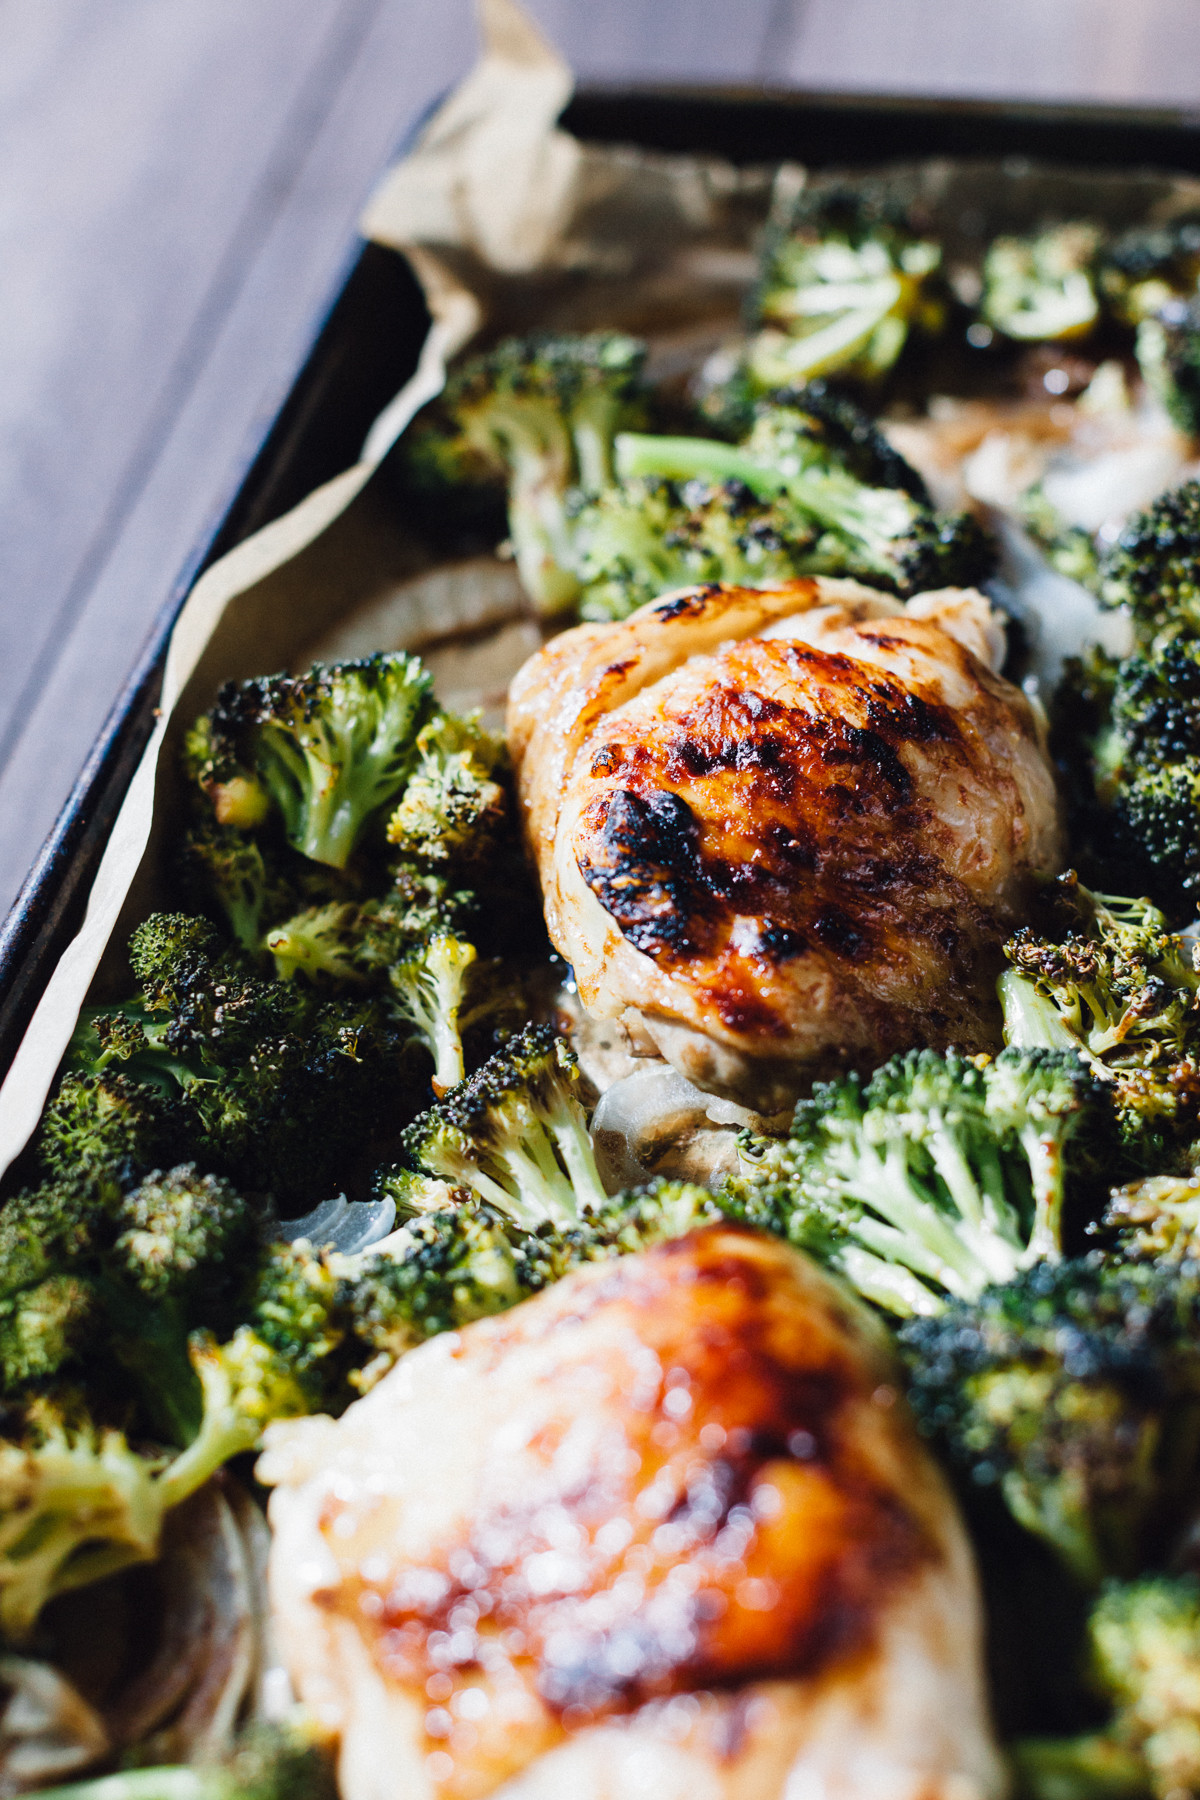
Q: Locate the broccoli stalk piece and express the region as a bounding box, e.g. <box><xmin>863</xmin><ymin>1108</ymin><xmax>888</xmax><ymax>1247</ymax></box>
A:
<box><xmin>902</xmin><ymin>1258</ymin><xmax>1200</xmax><ymax>1586</ymax></box>
<box><xmin>728</xmin><ymin>1047</ymin><xmax>1098</xmax><ymax>1319</ymax></box>
<box><xmin>1001</xmin><ymin>881</ymin><xmax>1200</xmax><ymax>1161</ymax></box>
<box><xmin>600</xmin><ymin>420</ymin><xmax>992</xmax><ymax>601</ymax></box>
<box><xmin>205</xmin><ymin>653</ymin><xmax>434</xmax><ymax>869</ymax></box>
<box><xmin>393</xmin><ymin>1025</ymin><xmax>608</xmax><ymax>1230</ymax></box>
<box><xmin>386</xmin><ymin>935</ymin><xmax>477</xmax><ymax>1096</ymax></box>
<box><xmin>981</xmin><ymin>223</ymin><xmax>1103</xmax><ymax>342</ymax></box>
<box><xmin>746</xmin><ymin>185</ymin><xmax>945</xmax><ymax>390</ymax></box>
<box><xmin>1099</xmin><ymin>481</ymin><xmax>1200</xmax><ymax>650</ymax></box>
<box><xmin>1014</xmin><ymin>1576</ymin><xmax>1200</xmax><ymax>1798</ymax></box>
<box><xmin>433</xmin><ymin>332</ymin><xmax>647</xmax><ymax>614</ymax></box>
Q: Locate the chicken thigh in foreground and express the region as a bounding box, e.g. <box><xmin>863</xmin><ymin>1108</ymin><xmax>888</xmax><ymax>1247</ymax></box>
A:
<box><xmin>262</xmin><ymin>1228</ymin><xmax>1003</xmax><ymax>1800</ymax></box>
<box><xmin>509</xmin><ymin>576</ymin><xmax>1062</xmax><ymax>1111</ymax></box>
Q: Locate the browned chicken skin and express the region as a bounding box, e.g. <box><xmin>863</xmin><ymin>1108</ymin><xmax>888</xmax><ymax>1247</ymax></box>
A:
<box><xmin>508</xmin><ymin>577</ymin><xmax>1062</xmax><ymax>1110</ymax></box>
<box><xmin>263</xmin><ymin>1229</ymin><xmax>1003</xmax><ymax>1800</ymax></box>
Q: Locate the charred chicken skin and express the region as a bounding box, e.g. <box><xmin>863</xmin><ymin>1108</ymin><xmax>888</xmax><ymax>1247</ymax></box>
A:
<box><xmin>264</xmin><ymin>1227</ymin><xmax>1003</xmax><ymax>1800</ymax></box>
<box><xmin>508</xmin><ymin>577</ymin><xmax>1062</xmax><ymax>1110</ymax></box>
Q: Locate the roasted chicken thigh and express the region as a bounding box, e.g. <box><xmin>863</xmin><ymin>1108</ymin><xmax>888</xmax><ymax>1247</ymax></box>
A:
<box><xmin>508</xmin><ymin>577</ymin><xmax>1062</xmax><ymax>1110</ymax></box>
<box><xmin>263</xmin><ymin>1228</ymin><xmax>1003</xmax><ymax>1800</ymax></box>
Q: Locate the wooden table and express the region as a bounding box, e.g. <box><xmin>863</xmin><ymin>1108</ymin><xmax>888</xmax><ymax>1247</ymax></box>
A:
<box><xmin>2</xmin><ymin>0</ymin><xmax>1198</xmax><ymax>914</ymax></box>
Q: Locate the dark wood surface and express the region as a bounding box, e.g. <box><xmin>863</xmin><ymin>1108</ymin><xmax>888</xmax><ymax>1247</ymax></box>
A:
<box><xmin>1</xmin><ymin>0</ymin><xmax>1198</xmax><ymax>916</ymax></box>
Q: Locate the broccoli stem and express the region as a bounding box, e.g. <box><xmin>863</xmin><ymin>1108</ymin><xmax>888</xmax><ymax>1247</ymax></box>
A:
<box><xmin>614</xmin><ymin>434</ymin><xmax>785</xmax><ymax>498</ymax></box>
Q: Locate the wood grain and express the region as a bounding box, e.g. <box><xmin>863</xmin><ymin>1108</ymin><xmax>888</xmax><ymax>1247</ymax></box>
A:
<box><xmin>0</xmin><ymin>0</ymin><xmax>1195</xmax><ymax>914</ymax></box>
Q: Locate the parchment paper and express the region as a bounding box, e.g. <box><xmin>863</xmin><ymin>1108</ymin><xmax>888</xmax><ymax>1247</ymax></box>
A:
<box><xmin>3</xmin><ymin>0</ymin><xmax>1200</xmax><ymax>1182</ymax></box>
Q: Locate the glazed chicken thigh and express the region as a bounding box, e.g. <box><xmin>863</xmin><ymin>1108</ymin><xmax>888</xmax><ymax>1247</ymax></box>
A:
<box><xmin>509</xmin><ymin>577</ymin><xmax>1062</xmax><ymax>1110</ymax></box>
<box><xmin>264</xmin><ymin>1228</ymin><xmax>1003</xmax><ymax>1800</ymax></box>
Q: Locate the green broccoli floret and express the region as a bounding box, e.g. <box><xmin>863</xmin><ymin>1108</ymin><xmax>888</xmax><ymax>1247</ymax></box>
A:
<box><xmin>741</xmin><ymin>382</ymin><xmax>932</xmax><ymax>498</ymax></box>
<box><xmin>729</xmin><ymin>1047</ymin><xmax>1099</xmax><ymax>1319</ymax></box>
<box><xmin>0</xmin><ymin>1393</ymin><xmax>164</xmax><ymax>1640</ymax></box>
<box><xmin>431</xmin><ymin>331</ymin><xmax>647</xmax><ymax>614</ymax></box>
<box><xmin>263</xmin><ymin>901</ymin><xmax>367</xmax><ymax>985</ymax></box>
<box><xmin>35</xmin><ymin>1071</ymin><xmax>180</xmax><ymax>1191</ymax></box>
<box><xmin>1100</xmin><ymin>481</ymin><xmax>1200</xmax><ymax>650</ymax></box>
<box><xmin>385</xmin><ymin>710</ymin><xmax>507</xmax><ymax>864</ymax></box>
<box><xmin>1136</xmin><ymin>298</ymin><xmax>1200</xmax><ymax>440</ymax></box>
<box><xmin>746</xmin><ymin>184</ymin><xmax>945</xmax><ymax>391</ymax></box>
<box><xmin>0</xmin><ymin>1275</ymin><xmax>97</xmax><ymax>1389</ymax></box>
<box><xmin>1101</xmin><ymin>1173</ymin><xmax>1200</xmax><ymax>1263</ymax></box>
<box><xmin>982</xmin><ymin>223</ymin><xmax>1103</xmax><ymax>342</ymax></box>
<box><xmin>1100</xmin><ymin>213</ymin><xmax>1200</xmax><ymax>325</ymax></box>
<box><xmin>248</xmin><ymin>1239</ymin><xmax>346</xmax><ymax>1408</ymax></box>
<box><xmin>174</xmin><ymin>818</ymin><xmax>302</xmax><ymax>952</ymax></box>
<box><xmin>32</xmin><ymin>1716</ymin><xmax>338</xmax><ymax>1800</ymax></box>
<box><xmin>574</xmin><ymin>411</ymin><xmax>991</xmax><ymax>619</ymax></box>
<box><xmin>1089</xmin><ymin>638</ymin><xmax>1200</xmax><ymax>910</ymax></box>
<box><xmin>1001</xmin><ymin>880</ymin><xmax>1200</xmax><ymax>1163</ymax></box>
<box><xmin>574</xmin><ymin>474</ymin><xmax>821</xmax><ymax>621</ymax></box>
<box><xmin>110</xmin><ymin>1163</ymin><xmax>255</xmax><ymax>1302</ymax></box>
<box><xmin>902</xmin><ymin>1256</ymin><xmax>1200</xmax><ymax>1586</ymax></box>
<box><xmin>204</xmin><ymin>653</ymin><xmax>434</xmax><ymax>869</ymax></box>
<box><xmin>155</xmin><ymin>1326</ymin><xmax>311</xmax><ymax>1512</ymax></box>
<box><xmin>1014</xmin><ymin>1577</ymin><xmax>1200</xmax><ymax>1798</ymax></box>
<box><xmin>395</xmin><ymin>1025</ymin><xmax>607</xmax><ymax>1230</ymax></box>
<box><xmin>346</xmin><ymin>1178</ymin><xmax>722</xmax><ymax>1391</ymax></box>
<box><xmin>1019</xmin><ymin>484</ymin><xmax>1105</xmax><ymax>593</ymax></box>
<box><xmin>126</xmin><ymin>910</ymin><xmax>415</xmax><ymax>1202</ymax></box>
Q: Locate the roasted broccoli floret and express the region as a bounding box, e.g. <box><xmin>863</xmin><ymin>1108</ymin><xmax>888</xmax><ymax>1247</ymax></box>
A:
<box><xmin>1090</xmin><ymin>638</ymin><xmax>1200</xmax><ymax>911</ymax></box>
<box><xmin>728</xmin><ymin>1047</ymin><xmax>1100</xmax><ymax>1319</ymax></box>
<box><xmin>981</xmin><ymin>223</ymin><xmax>1103</xmax><ymax>342</ymax></box>
<box><xmin>125</xmin><ymin>910</ymin><xmax>415</xmax><ymax>1202</ymax></box>
<box><xmin>1001</xmin><ymin>879</ymin><xmax>1200</xmax><ymax>1162</ymax></box>
<box><xmin>110</xmin><ymin>1163</ymin><xmax>255</xmax><ymax>1302</ymax></box>
<box><xmin>385</xmin><ymin>709</ymin><xmax>507</xmax><ymax>864</ymax></box>
<box><xmin>1137</xmin><ymin>297</ymin><xmax>1200</xmax><ymax>440</ymax></box>
<box><xmin>746</xmin><ymin>184</ymin><xmax>945</xmax><ymax>391</ymax></box>
<box><xmin>347</xmin><ymin>1179</ymin><xmax>722</xmax><ymax>1391</ymax></box>
<box><xmin>428</xmin><ymin>331</ymin><xmax>647</xmax><ymax>614</ymax></box>
<box><xmin>1019</xmin><ymin>484</ymin><xmax>1105</xmax><ymax>593</ymax></box>
<box><xmin>34</xmin><ymin>1071</ymin><xmax>180</xmax><ymax>1191</ymax></box>
<box><xmin>175</xmin><ymin>817</ymin><xmax>304</xmax><ymax>952</ymax></box>
<box><xmin>33</xmin><ymin>1716</ymin><xmax>337</xmax><ymax>1800</ymax></box>
<box><xmin>574</xmin><ymin>474</ymin><xmax>822</xmax><ymax>621</ymax></box>
<box><xmin>0</xmin><ymin>1323</ymin><xmax>311</xmax><ymax>1639</ymax></box>
<box><xmin>0</xmin><ymin>1394</ymin><xmax>164</xmax><ymax>1640</ymax></box>
<box><xmin>575</xmin><ymin>410</ymin><xmax>991</xmax><ymax>619</ymax></box>
<box><xmin>1101</xmin><ymin>1173</ymin><xmax>1200</xmax><ymax>1263</ymax></box>
<box><xmin>394</xmin><ymin>1025</ymin><xmax>607</xmax><ymax>1230</ymax></box>
<box><xmin>902</xmin><ymin>1256</ymin><xmax>1200</xmax><ymax>1585</ymax></box>
<box><xmin>203</xmin><ymin>653</ymin><xmax>434</xmax><ymax>869</ymax></box>
<box><xmin>1099</xmin><ymin>481</ymin><xmax>1200</xmax><ymax>650</ymax></box>
<box><xmin>1100</xmin><ymin>213</ymin><xmax>1200</xmax><ymax>325</ymax></box>
<box><xmin>1014</xmin><ymin>1576</ymin><xmax>1200</xmax><ymax>1798</ymax></box>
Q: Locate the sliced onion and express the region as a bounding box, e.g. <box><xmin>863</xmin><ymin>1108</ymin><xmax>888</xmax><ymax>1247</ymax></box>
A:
<box><xmin>591</xmin><ymin>1063</ymin><xmax>755</xmax><ymax>1190</ymax></box>
<box><xmin>0</xmin><ymin>1656</ymin><xmax>109</xmax><ymax>1790</ymax></box>
<box><xmin>278</xmin><ymin>1195</ymin><xmax>396</xmax><ymax>1255</ymax></box>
